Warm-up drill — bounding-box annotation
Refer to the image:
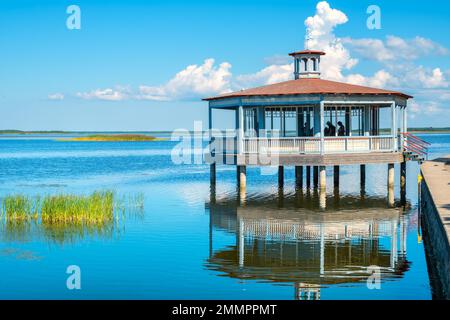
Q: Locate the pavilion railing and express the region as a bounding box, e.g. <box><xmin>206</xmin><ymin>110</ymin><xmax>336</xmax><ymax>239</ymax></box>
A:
<box><xmin>242</xmin><ymin>136</ymin><xmax>395</xmax><ymax>154</ymax></box>
<box><xmin>211</xmin><ymin>135</ymin><xmax>396</xmax><ymax>155</ymax></box>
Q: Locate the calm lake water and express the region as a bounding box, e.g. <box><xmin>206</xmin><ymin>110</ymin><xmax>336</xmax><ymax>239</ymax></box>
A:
<box><xmin>0</xmin><ymin>133</ymin><xmax>449</xmax><ymax>299</ymax></box>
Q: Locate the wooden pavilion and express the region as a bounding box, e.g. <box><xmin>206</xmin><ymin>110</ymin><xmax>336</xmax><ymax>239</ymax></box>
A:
<box><xmin>204</xmin><ymin>50</ymin><xmax>429</xmax><ymax>199</ymax></box>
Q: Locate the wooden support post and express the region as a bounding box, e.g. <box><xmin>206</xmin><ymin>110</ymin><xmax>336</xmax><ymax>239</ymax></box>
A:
<box><xmin>295</xmin><ymin>166</ymin><xmax>303</xmax><ymax>189</ymax></box>
<box><xmin>237</xmin><ymin>165</ymin><xmax>246</xmax><ymax>205</ymax></box>
<box><xmin>313</xmin><ymin>166</ymin><xmax>319</xmax><ymax>188</ymax></box>
<box><xmin>360</xmin><ymin>164</ymin><xmax>366</xmax><ymax>188</ymax></box>
<box><xmin>210</xmin><ymin>163</ymin><xmax>216</xmax><ymax>206</ymax></box>
<box><xmin>319</xmin><ymin>166</ymin><xmax>326</xmax><ymax>191</ymax></box>
<box><xmin>400</xmin><ymin>160</ymin><xmax>407</xmax><ymax>204</ymax></box>
<box><xmin>210</xmin><ymin>163</ymin><xmax>216</xmax><ymax>186</ymax></box>
<box><xmin>333</xmin><ymin>165</ymin><xmax>339</xmax><ymax>189</ymax></box>
<box><xmin>237</xmin><ymin>165</ymin><xmax>246</xmax><ymax>190</ymax></box>
<box><xmin>388</xmin><ymin>163</ymin><xmax>395</xmax><ymax>207</ymax></box>
<box><xmin>278</xmin><ymin>166</ymin><xmax>284</xmax><ymax>189</ymax></box>
<box><xmin>388</xmin><ymin>163</ymin><xmax>395</xmax><ymax>189</ymax></box>
<box><xmin>306</xmin><ymin>166</ymin><xmax>311</xmax><ymax>188</ymax></box>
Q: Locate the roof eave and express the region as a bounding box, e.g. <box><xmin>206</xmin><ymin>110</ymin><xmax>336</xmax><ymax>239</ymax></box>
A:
<box><xmin>203</xmin><ymin>92</ymin><xmax>413</xmax><ymax>101</ymax></box>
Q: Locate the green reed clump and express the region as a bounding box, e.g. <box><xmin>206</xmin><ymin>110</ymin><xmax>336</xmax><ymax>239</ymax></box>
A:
<box><xmin>41</xmin><ymin>191</ymin><xmax>114</xmax><ymax>224</ymax></box>
<box><xmin>1</xmin><ymin>195</ymin><xmax>38</xmax><ymax>221</ymax></box>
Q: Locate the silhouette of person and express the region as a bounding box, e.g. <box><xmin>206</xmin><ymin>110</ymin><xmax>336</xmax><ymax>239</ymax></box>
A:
<box><xmin>337</xmin><ymin>121</ymin><xmax>345</xmax><ymax>136</ymax></box>
<box><xmin>326</xmin><ymin>121</ymin><xmax>336</xmax><ymax>136</ymax></box>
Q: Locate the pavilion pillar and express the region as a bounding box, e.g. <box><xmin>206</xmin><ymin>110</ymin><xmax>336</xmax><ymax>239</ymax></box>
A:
<box><xmin>278</xmin><ymin>166</ymin><xmax>284</xmax><ymax>189</ymax></box>
<box><xmin>345</xmin><ymin>107</ymin><xmax>351</xmax><ymax>136</ymax></box>
<box><xmin>297</xmin><ymin>108</ymin><xmax>304</xmax><ymax>136</ymax></box>
<box><xmin>209</xmin><ymin>105</ymin><xmax>216</xmax><ymax>187</ymax></box>
<box><xmin>364</xmin><ymin>106</ymin><xmax>371</xmax><ymax>136</ymax></box>
<box><xmin>237</xmin><ymin>105</ymin><xmax>244</xmax><ymax>154</ymax></box>
<box><xmin>306</xmin><ymin>166</ymin><xmax>311</xmax><ymax>188</ymax></box>
<box><xmin>319</xmin><ymin>101</ymin><xmax>325</xmax><ymax>154</ymax></box>
<box><xmin>333</xmin><ymin>165</ymin><xmax>339</xmax><ymax>189</ymax></box>
<box><xmin>388</xmin><ymin>163</ymin><xmax>395</xmax><ymax>207</ymax></box>
<box><xmin>295</xmin><ymin>166</ymin><xmax>303</xmax><ymax>189</ymax></box>
<box><xmin>401</xmin><ymin>105</ymin><xmax>408</xmax><ymax>152</ymax></box>
<box><xmin>391</xmin><ymin>102</ymin><xmax>397</xmax><ymax>151</ymax></box>
<box><xmin>319</xmin><ymin>166</ymin><xmax>326</xmax><ymax>191</ymax></box>
<box><xmin>313</xmin><ymin>166</ymin><xmax>319</xmax><ymax>188</ymax></box>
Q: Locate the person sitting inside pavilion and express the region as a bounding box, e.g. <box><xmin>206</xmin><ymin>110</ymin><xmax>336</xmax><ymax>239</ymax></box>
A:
<box><xmin>337</xmin><ymin>121</ymin><xmax>345</xmax><ymax>136</ymax></box>
<box><xmin>326</xmin><ymin>121</ymin><xmax>336</xmax><ymax>136</ymax></box>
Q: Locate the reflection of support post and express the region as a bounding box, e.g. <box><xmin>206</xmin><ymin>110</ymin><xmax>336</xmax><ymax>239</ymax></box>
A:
<box><xmin>295</xmin><ymin>181</ymin><xmax>304</xmax><ymax>206</ymax></box>
<box><xmin>210</xmin><ymin>163</ymin><xmax>216</xmax><ymax>186</ymax></box>
<box><xmin>319</xmin><ymin>166</ymin><xmax>326</xmax><ymax>191</ymax></box>
<box><xmin>320</xmin><ymin>226</ymin><xmax>325</xmax><ymax>276</ymax></box>
<box><xmin>210</xmin><ymin>184</ymin><xmax>216</xmax><ymax>205</ymax></box>
<box><xmin>306</xmin><ymin>166</ymin><xmax>311</xmax><ymax>188</ymax></box>
<box><xmin>400</xmin><ymin>217</ymin><xmax>407</xmax><ymax>255</ymax></box>
<box><xmin>388</xmin><ymin>188</ymin><xmax>395</xmax><ymax>208</ymax></box>
<box><xmin>278</xmin><ymin>166</ymin><xmax>284</xmax><ymax>189</ymax></box>
<box><xmin>390</xmin><ymin>220</ymin><xmax>398</xmax><ymax>269</ymax></box>
<box><xmin>319</xmin><ymin>188</ymin><xmax>326</xmax><ymax>210</ymax></box>
<box><xmin>333</xmin><ymin>165</ymin><xmax>339</xmax><ymax>190</ymax></box>
<box><xmin>333</xmin><ymin>186</ymin><xmax>340</xmax><ymax>208</ymax></box>
<box><xmin>313</xmin><ymin>166</ymin><xmax>319</xmax><ymax>188</ymax></box>
<box><xmin>238</xmin><ymin>218</ymin><xmax>244</xmax><ymax>268</ymax></box>
<box><xmin>239</xmin><ymin>188</ymin><xmax>247</xmax><ymax>206</ymax></box>
<box><xmin>400</xmin><ymin>160</ymin><xmax>406</xmax><ymax>205</ymax></box>
<box><xmin>388</xmin><ymin>163</ymin><xmax>395</xmax><ymax>207</ymax></box>
<box><xmin>295</xmin><ymin>166</ymin><xmax>303</xmax><ymax>189</ymax></box>
<box><xmin>399</xmin><ymin>217</ymin><xmax>404</xmax><ymax>254</ymax></box>
<box><xmin>209</xmin><ymin>205</ymin><xmax>213</xmax><ymax>258</ymax></box>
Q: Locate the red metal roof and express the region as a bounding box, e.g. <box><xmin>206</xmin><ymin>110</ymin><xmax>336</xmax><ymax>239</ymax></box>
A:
<box><xmin>289</xmin><ymin>50</ymin><xmax>326</xmax><ymax>56</ymax></box>
<box><xmin>203</xmin><ymin>78</ymin><xmax>413</xmax><ymax>101</ymax></box>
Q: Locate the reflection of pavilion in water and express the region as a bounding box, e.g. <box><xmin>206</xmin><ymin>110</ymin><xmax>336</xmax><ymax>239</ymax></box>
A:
<box><xmin>205</xmin><ymin>191</ymin><xmax>411</xmax><ymax>300</ymax></box>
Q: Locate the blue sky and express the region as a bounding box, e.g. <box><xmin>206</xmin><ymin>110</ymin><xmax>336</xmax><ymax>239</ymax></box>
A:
<box><xmin>0</xmin><ymin>0</ymin><xmax>449</xmax><ymax>131</ymax></box>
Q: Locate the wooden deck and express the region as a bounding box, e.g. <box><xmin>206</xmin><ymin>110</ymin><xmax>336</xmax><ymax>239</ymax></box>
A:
<box><xmin>214</xmin><ymin>151</ymin><xmax>404</xmax><ymax>166</ymax></box>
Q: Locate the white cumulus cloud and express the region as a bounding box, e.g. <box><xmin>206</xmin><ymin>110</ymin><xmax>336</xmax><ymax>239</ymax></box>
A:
<box><xmin>138</xmin><ymin>59</ymin><xmax>232</xmax><ymax>101</ymax></box>
<box><xmin>304</xmin><ymin>1</ymin><xmax>358</xmax><ymax>81</ymax></box>
<box><xmin>76</xmin><ymin>86</ymin><xmax>130</xmax><ymax>101</ymax></box>
<box><xmin>343</xmin><ymin>35</ymin><xmax>449</xmax><ymax>62</ymax></box>
<box><xmin>235</xmin><ymin>64</ymin><xmax>293</xmax><ymax>89</ymax></box>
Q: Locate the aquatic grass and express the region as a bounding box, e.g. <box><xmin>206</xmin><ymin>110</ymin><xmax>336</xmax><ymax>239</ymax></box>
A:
<box><xmin>61</xmin><ymin>134</ymin><xmax>165</xmax><ymax>142</ymax></box>
<box><xmin>41</xmin><ymin>191</ymin><xmax>115</xmax><ymax>224</ymax></box>
<box><xmin>1</xmin><ymin>191</ymin><xmax>143</xmax><ymax>244</ymax></box>
<box><xmin>1</xmin><ymin>195</ymin><xmax>38</xmax><ymax>222</ymax></box>
<box><xmin>1</xmin><ymin>191</ymin><xmax>115</xmax><ymax>224</ymax></box>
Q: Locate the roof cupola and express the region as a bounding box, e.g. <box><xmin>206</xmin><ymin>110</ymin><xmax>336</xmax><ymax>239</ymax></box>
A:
<box><xmin>289</xmin><ymin>50</ymin><xmax>325</xmax><ymax>80</ymax></box>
